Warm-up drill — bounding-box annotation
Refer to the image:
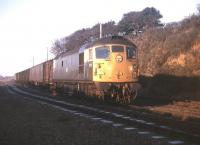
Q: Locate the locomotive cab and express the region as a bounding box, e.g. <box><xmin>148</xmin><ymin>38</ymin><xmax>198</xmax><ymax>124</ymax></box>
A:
<box><xmin>86</xmin><ymin>36</ymin><xmax>140</xmax><ymax>103</ymax></box>
<box><xmin>93</xmin><ymin>44</ymin><xmax>138</xmax><ymax>83</ymax></box>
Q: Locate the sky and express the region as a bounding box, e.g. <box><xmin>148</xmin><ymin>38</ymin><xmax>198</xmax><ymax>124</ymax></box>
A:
<box><xmin>0</xmin><ymin>0</ymin><xmax>199</xmax><ymax>76</ymax></box>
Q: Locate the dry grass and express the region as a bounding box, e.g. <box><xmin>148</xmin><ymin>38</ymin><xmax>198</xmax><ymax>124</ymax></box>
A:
<box><xmin>147</xmin><ymin>100</ymin><xmax>200</xmax><ymax>120</ymax></box>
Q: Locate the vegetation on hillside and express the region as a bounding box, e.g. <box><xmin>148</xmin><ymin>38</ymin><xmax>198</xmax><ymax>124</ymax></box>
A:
<box><xmin>51</xmin><ymin>6</ymin><xmax>200</xmax><ymax>78</ymax></box>
<box><xmin>131</xmin><ymin>14</ymin><xmax>200</xmax><ymax>77</ymax></box>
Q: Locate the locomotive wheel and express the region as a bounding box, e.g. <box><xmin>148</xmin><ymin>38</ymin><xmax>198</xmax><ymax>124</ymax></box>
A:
<box><xmin>130</xmin><ymin>89</ymin><xmax>137</xmax><ymax>102</ymax></box>
<box><xmin>116</xmin><ymin>93</ymin><xmax>120</xmax><ymax>103</ymax></box>
<box><xmin>110</xmin><ymin>86</ymin><xmax>119</xmax><ymax>103</ymax></box>
<box><xmin>111</xmin><ymin>90</ymin><xmax>119</xmax><ymax>103</ymax></box>
<box><xmin>123</xmin><ymin>87</ymin><xmax>137</xmax><ymax>104</ymax></box>
<box><xmin>122</xmin><ymin>85</ymin><xmax>131</xmax><ymax>104</ymax></box>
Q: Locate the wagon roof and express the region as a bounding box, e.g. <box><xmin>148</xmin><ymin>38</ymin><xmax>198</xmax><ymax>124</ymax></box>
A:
<box><xmin>55</xmin><ymin>36</ymin><xmax>136</xmax><ymax>59</ymax></box>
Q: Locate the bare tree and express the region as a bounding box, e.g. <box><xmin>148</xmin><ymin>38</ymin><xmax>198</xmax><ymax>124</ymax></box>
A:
<box><xmin>197</xmin><ymin>4</ymin><xmax>200</xmax><ymax>14</ymax></box>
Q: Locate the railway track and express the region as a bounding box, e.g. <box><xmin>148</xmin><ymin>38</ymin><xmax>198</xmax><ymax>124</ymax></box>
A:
<box><xmin>8</xmin><ymin>85</ymin><xmax>199</xmax><ymax>145</ymax></box>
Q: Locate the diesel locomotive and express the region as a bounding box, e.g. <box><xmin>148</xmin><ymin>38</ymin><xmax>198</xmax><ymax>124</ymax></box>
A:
<box><xmin>16</xmin><ymin>36</ymin><xmax>140</xmax><ymax>103</ymax></box>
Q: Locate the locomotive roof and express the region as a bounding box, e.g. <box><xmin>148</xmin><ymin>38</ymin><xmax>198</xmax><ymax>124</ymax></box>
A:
<box><xmin>79</xmin><ymin>36</ymin><xmax>136</xmax><ymax>53</ymax></box>
<box><xmin>55</xmin><ymin>48</ymin><xmax>79</xmax><ymax>59</ymax></box>
<box><xmin>55</xmin><ymin>36</ymin><xmax>136</xmax><ymax>59</ymax></box>
<box><xmin>88</xmin><ymin>36</ymin><xmax>136</xmax><ymax>48</ymax></box>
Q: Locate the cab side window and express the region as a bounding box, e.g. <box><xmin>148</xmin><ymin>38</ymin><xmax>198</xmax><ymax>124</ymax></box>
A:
<box><xmin>126</xmin><ymin>47</ymin><xmax>136</xmax><ymax>59</ymax></box>
<box><xmin>95</xmin><ymin>46</ymin><xmax>110</xmax><ymax>59</ymax></box>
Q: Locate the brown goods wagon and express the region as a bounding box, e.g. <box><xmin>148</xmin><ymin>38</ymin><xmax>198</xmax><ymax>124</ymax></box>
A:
<box><xmin>43</xmin><ymin>59</ymin><xmax>53</xmax><ymax>84</ymax></box>
<box><xmin>16</xmin><ymin>69</ymin><xmax>30</xmax><ymax>83</ymax></box>
<box><xmin>24</xmin><ymin>69</ymin><xmax>30</xmax><ymax>82</ymax></box>
<box><xmin>15</xmin><ymin>73</ymin><xmax>19</xmax><ymax>81</ymax></box>
<box><xmin>29</xmin><ymin>63</ymin><xmax>43</xmax><ymax>84</ymax></box>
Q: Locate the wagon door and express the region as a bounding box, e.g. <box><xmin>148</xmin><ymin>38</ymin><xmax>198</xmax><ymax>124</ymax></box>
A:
<box><xmin>43</xmin><ymin>62</ymin><xmax>47</xmax><ymax>83</ymax></box>
<box><xmin>87</xmin><ymin>48</ymin><xmax>93</xmax><ymax>80</ymax></box>
<box><xmin>43</xmin><ymin>60</ymin><xmax>53</xmax><ymax>84</ymax></box>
